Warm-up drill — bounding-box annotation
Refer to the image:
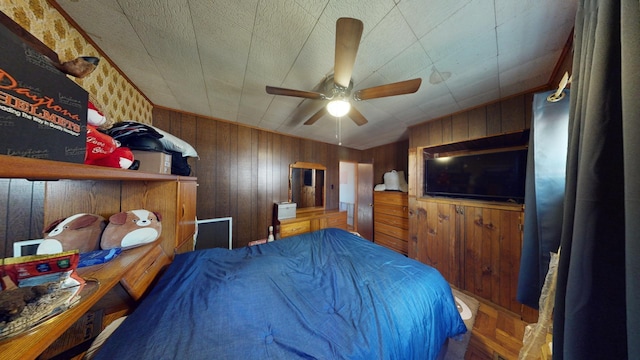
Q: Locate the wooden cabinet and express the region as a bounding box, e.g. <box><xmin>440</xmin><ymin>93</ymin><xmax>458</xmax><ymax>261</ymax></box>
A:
<box><xmin>410</xmin><ymin>201</ymin><xmax>461</xmax><ymax>286</ymax></box>
<box><xmin>176</xmin><ymin>180</ymin><xmax>198</xmax><ymax>252</ymax></box>
<box><xmin>0</xmin><ymin>155</ymin><xmax>197</xmax><ymax>359</ymax></box>
<box><xmin>373</xmin><ymin>191</ymin><xmax>409</xmax><ymax>255</ymax></box>
<box><xmin>278</xmin><ymin>209</ymin><xmax>347</xmax><ymax>239</ymax></box>
<box><xmin>461</xmin><ymin>204</ymin><xmax>523</xmax><ymax>313</ymax></box>
<box><xmin>409</xmin><ymin>197</ymin><xmax>524</xmax><ymax>314</ymax></box>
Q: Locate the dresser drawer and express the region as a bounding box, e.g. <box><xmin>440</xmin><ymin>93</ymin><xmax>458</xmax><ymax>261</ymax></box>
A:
<box><xmin>374</xmin><ymin>203</ymin><xmax>408</xmax><ymax>218</ymax></box>
<box><xmin>374</xmin><ymin>191</ymin><xmax>408</xmax><ymax>206</ymax></box>
<box><xmin>375</xmin><ymin>221</ymin><xmax>408</xmax><ymax>240</ymax></box>
<box><xmin>120</xmin><ymin>244</ymin><xmax>171</xmax><ymax>301</ymax></box>
<box><xmin>374</xmin><ymin>212</ymin><xmax>409</xmax><ymax>230</ymax></box>
<box><xmin>323</xmin><ymin>211</ymin><xmax>347</xmax><ymax>229</ymax></box>
<box><xmin>374</xmin><ymin>231</ymin><xmax>408</xmax><ymax>255</ymax></box>
<box><xmin>280</xmin><ymin>220</ymin><xmax>311</xmax><ymax>238</ymax></box>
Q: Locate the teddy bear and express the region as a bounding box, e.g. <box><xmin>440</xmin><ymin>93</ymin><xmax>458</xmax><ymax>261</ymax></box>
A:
<box><xmin>101</xmin><ymin>210</ymin><xmax>162</xmax><ymax>250</ymax></box>
<box><xmin>36</xmin><ymin>214</ymin><xmax>107</xmax><ymax>255</ymax></box>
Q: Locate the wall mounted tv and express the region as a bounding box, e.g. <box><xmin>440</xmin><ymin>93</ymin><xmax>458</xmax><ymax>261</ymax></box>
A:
<box><xmin>423</xmin><ymin>148</ymin><xmax>528</xmax><ymax>203</ymax></box>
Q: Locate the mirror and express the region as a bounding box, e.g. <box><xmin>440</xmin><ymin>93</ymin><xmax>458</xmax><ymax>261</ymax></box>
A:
<box><xmin>289</xmin><ymin>162</ymin><xmax>326</xmax><ymax>211</ymax></box>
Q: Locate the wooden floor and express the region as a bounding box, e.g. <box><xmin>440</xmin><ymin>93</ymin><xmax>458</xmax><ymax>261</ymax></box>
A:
<box><xmin>464</xmin><ymin>295</ymin><xmax>531</xmax><ymax>360</ymax></box>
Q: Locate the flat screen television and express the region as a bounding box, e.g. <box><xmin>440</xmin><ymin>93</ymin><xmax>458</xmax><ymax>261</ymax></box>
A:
<box><xmin>423</xmin><ymin>148</ymin><xmax>527</xmax><ymax>203</ymax></box>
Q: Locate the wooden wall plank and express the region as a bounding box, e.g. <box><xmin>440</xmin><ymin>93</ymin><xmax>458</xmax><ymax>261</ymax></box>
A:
<box><xmin>501</xmin><ymin>95</ymin><xmax>526</xmax><ymax>133</ymax></box>
<box><xmin>179</xmin><ymin>114</ymin><xmax>198</xmax><ymax>177</ymax></box>
<box><xmin>429</xmin><ymin>118</ymin><xmax>444</xmax><ymax>146</ymax></box>
<box><xmin>486</xmin><ymin>103</ymin><xmax>502</xmax><ymax>135</ymax></box>
<box><xmin>30</xmin><ymin>181</ymin><xmax>44</xmax><ymax>239</ymax></box>
<box><xmin>228</xmin><ymin>122</ymin><xmax>239</xmax><ymax>243</ymax></box>
<box><xmin>236</xmin><ymin>125</ymin><xmax>253</xmax><ymax>246</ymax></box>
<box><xmin>7</xmin><ymin>180</ymin><xmax>33</xmax><ymax>243</ymax></box>
<box><xmin>468</xmin><ymin>107</ymin><xmax>487</xmax><ymax>139</ymax></box>
<box><xmin>216</xmin><ymin>121</ymin><xmax>231</xmax><ymax>218</ymax></box>
<box><xmin>195</xmin><ymin>119</ymin><xmax>217</xmax><ymax>220</ymax></box>
<box><xmin>451</xmin><ymin>112</ymin><xmax>469</xmax><ymax>142</ymax></box>
<box><xmin>442</xmin><ymin>116</ymin><xmax>453</xmax><ymax>144</ymax></box>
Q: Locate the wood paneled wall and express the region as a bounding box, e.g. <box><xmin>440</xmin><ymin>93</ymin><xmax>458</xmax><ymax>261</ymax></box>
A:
<box><xmin>0</xmin><ymin>179</ymin><xmax>45</xmax><ymax>257</ymax></box>
<box><xmin>363</xmin><ymin>140</ymin><xmax>409</xmax><ymax>185</ymax></box>
<box><xmin>152</xmin><ymin>107</ymin><xmax>408</xmax><ymax>248</ymax></box>
<box><xmin>409</xmin><ymin>93</ymin><xmax>534</xmax><ymax>149</ymax></box>
<box><xmin>0</xmin><ymin>109</ymin><xmax>408</xmax><ymax>257</ymax></box>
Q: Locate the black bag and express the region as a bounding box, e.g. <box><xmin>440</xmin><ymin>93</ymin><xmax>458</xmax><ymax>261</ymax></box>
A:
<box><xmin>168</xmin><ymin>150</ymin><xmax>191</xmax><ymax>176</ymax></box>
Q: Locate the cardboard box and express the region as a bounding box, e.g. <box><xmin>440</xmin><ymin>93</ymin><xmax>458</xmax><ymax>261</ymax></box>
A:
<box><xmin>277</xmin><ymin>202</ymin><xmax>297</xmax><ymax>220</ymax></box>
<box><xmin>132</xmin><ymin>150</ymin><xmax>172</xmax><ymax>174</ymax></box>
<box><xmin>0</xmin><ymin>24</ymin><xmax>88</xmax><ymax>163</ymax></box>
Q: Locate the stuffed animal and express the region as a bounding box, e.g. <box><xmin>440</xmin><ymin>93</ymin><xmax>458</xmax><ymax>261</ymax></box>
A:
<box><xmin>87</xmin><ymin>101</ymin><xmax>107</xmax><ymax>127</ymax></box>
<box><xmin>37</xmin><ymin>213</ymin><xmax>106</xmax><ymax>255</ymax></box>
<box><xmin>101</xmin><ymin>210</ymin><xmax>162</xmax><ymax>250</ymax></box>
<box><xmin>90</xmin><ymin>146</ymin><xmax>136</xmax><ymax>169</ymax></box>
<box><xmin>85</xmin><ymin>125</ymin><xmax>118</xmax><ymax>163</ymax></box>
<box><xmin>85</xmin><ymin>125</ymin><xmax>137</xmax><ymax>169</ymax></box>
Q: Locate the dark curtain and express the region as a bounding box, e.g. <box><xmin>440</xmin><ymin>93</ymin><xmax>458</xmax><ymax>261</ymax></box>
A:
<box><xmin>517</xmin><ymin>90</ymin><xmax>569</xmax><ymax>309</ymax></box>
<box><xmin>553</xmin><ymin>1</ymin><xmax>640</xmax><ymax>359</ymax></box>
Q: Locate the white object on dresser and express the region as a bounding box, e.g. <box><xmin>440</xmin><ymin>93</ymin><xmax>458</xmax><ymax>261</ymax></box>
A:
<box><xmin>277</xmin><ymin>202</ymin><xmax>297</xmax><ymax>220</ymax></box>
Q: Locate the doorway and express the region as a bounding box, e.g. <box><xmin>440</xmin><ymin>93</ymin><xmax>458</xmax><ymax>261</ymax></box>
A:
<box><xmin>339</xmin><ymin>161</ymin><xmax>373</xmax><ymax>240</ymax></box>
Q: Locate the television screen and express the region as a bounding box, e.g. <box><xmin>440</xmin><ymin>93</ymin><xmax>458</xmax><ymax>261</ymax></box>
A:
<box><xmin>424</xmin><ymin>148</ymin><xmax>527</xmax><ymax>203</ymax></box>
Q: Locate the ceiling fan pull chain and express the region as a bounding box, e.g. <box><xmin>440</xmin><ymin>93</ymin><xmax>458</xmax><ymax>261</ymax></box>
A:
<box><xmin>336</xmin><ymin>117</ymin><xmax>342</xmax><ymax>146</ymax></box>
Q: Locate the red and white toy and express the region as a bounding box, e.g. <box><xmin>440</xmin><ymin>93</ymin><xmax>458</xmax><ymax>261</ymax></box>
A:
<box><xmin>87</xmin><ymin>101</ymin><xmax>107</xmax><ymax>127</ymax></box>
<box><xmin>101</xmin><ymin>210</ymin><xmax>162</xmax><ymax>250</ymax></box>
<box><xmin>85</xmin><ymin>125</ymin><xmax>135</xmax><ymax>169</ymax></box>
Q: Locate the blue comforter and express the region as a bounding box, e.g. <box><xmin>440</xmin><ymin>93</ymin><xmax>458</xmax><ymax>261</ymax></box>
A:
<box><xmin>95</xmin><ymin>228</ymin><xmax>466</xmax><ymax>359</ymax></box>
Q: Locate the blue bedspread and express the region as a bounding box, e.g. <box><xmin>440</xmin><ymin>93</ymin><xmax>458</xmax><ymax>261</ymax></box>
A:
<box><xmin>95</xmin><ymin>228</ymin><xmax>466</xmax><ymax>359</ymax></box>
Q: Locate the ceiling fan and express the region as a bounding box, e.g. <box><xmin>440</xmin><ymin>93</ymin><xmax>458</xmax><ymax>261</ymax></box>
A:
<box><xmin>265</xmin><ymin>17</ymin><xmax>422</xmax><ymax>126</ymax></box>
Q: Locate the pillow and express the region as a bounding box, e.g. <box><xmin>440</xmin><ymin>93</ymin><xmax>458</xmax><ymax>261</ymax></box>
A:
<box><xmin>149</xmin><ymin>125</ymin><xmax>199</xmax><ymax>158</ymax></box>
<box><xmin>383</xmin><ymin>170</ymin><xmax>401</xmax><ymax>191</ymax></box>
<box><xmin>397</xmin><ymin>171</ymin><xmax>409</xmax><ymax>193</ymax></box>
<box><xmin>374</xmin><ymin>184</ymin><xmax>386</xmax><ymax>191</ymax></box>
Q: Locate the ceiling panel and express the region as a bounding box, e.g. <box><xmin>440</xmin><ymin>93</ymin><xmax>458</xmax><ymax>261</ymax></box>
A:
<box><xmin>55</xmin><ymin>0</ymin><xmax>578</xmax><ymax>150</ymax></box>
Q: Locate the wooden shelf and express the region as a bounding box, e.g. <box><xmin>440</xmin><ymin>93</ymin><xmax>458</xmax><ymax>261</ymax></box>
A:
<box><xmin>0</xmin><ymin>244</ymin><xmax>159</xmax><ymax>360</ymax></box>
<box><xmin>0</xmin><ymin>155</ymin><xmax>195</xmax><ymax>181</ymax></box>
<box><xmin>0</xmin><ymin>154</ymin><xmax>198</xmax><ymax>358</ymax></box>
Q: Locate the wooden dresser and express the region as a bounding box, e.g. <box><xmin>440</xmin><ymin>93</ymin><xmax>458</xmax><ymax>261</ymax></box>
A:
<box><xmin>373</xmin><ymin>191</ymin><xmax>409</xmax><ymax>255</ymax></box>
<box><xmin>277</xmin><ymin>209</ymin><xmax>348</xmax><ymax>239</ymax></box>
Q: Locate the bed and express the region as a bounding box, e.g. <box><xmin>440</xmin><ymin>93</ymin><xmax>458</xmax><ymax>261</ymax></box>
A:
<box><xmin>93</xmin><ymin>228</ymin><xmax>466</xmax><ymax>359</ymax></box>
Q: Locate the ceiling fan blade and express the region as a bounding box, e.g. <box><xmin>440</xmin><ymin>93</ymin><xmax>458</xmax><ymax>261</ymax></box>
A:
<box><xmin>347</xmin><ymin>106</ymin><xmax>368</xmax><ymax>126</ymax></box>
<box><xmin>304</xmin><ymin>107</ymin><xmax>327</xmax><ymax>125</ymax></box>
<box><xmin>334</xmin><ymin>18</ymin><xmax>363</xmax><ymax>88</ymax></box>
<box><xmin>354</xmin><ymin>78</ymin><xmax>422</xmax><ymax>101</ymax></box>
<box><xmin>266</xmin><ymin>85</ymin><xmax>325</xmax><ymax>100</ymax></box>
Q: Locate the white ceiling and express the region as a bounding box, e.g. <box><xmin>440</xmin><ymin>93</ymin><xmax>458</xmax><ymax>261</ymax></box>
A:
<box><xmin>56</xmin><ymin>0</ymin><xmax>577</xmax><ymax>150</ymax></box>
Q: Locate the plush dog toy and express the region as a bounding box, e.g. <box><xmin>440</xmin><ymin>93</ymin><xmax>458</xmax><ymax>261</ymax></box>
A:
<box><xmin>101</xmin><ymin>210</ymin><xmax>162</xmax><ymax>250</ymax></box>
<box><xmin>37</xmin><ymin>213</ymin><xmax>106</xmax><ymax>255</ymax></box>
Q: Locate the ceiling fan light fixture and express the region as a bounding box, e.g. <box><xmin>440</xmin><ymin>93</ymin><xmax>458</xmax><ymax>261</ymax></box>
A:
<box><xmin>326</xmin><ymin>99</ymin><xmax>351</xmax><ymax>117</ymax></box>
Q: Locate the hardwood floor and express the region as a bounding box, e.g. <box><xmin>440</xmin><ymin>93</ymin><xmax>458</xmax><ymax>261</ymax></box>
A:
<box><xmin>464</xmin><ymin>294</ymin><xmax>531</xmax><ymax>360</ymax></box>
